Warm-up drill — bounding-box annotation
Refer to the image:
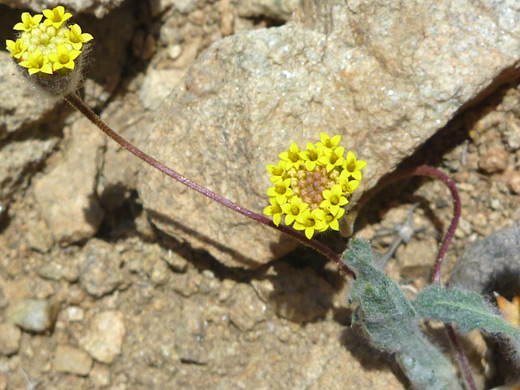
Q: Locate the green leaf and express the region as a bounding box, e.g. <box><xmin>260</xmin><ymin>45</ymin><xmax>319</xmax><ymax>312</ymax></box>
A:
<box><xmin>413</xmin><ymin>285</ymin><xmax>520</xmax><ymax>353</ymax></box>
<box><xmin>342</xmin><ymin>240</ymin><xmax>462</xmax><ymax>390</ymax></box>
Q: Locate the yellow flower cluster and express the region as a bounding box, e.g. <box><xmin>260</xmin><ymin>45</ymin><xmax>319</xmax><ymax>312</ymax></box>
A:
<box><xmin>264</xmin><ymin>133</ymin><xmax>367</xmax><ymax>239</ymax></box>
<box><xmin>6</xmin><ymin>6</ymin><xmax>93</xmax><ymax>76</ymax></box>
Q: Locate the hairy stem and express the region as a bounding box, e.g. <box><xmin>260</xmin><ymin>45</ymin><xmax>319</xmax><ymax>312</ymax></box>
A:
<box><xmin>63</xmin><ymin>93</ymin><xmax>355</xmax><ymax>278</ymax></box>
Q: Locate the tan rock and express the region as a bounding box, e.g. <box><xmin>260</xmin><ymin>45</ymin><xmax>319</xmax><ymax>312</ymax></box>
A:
<box><xmin>33</xmin><ymin>117</ymin><xmax>105</xmax><ymax>245</ymax></box>
<box><xmin>81</xmin><ymin>310</ymin><xmax>125</xmax><ymax>364</ymax></box>
<box><xmin>139</xmin><ymin>0</ymin><xmax>520</xmax><ymax>268</ymax></box>
<box><xmin>54</xmin><ymin>345</ymin><xmax>93</xmax><ymax>376</ymax></box>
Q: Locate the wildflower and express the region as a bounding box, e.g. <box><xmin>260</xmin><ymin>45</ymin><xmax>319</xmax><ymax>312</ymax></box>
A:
<box><xmin>293</xmin><ymin>209</ymin><xmax>327</xmax><ymax>240</ymax></box>
<box><xmin>263</xmin><ymin>197</ymin><xmax>284</xmax><ymax>227</ymax></box>
<box><xmin>279</xmin><ymin>142</ymin><xmax>303</xmax><ymax>170</ymax></box>
<box><xmin>321</xmin><ymin>184</ymin><xmax>348</xmax><ymax>215</ymax></box>
<box><xmin>263</xmin><ymin>132</ymin><xmax>367</xmax><ymax>239</ymax></box>
<box><xmin>319</xmin><ymin>206</ymin><xmax>345</xmax><ymax>232</ymax></box>
<box><xmin>20</xmin><ymin>50</ymin><xmax>53</xmax><ymax>75</ymax></box>
<box><xmin>343</xmin><ymin>151</ymin><xmax>368</xmax><ymax>181</ymax></box>
<box><xmin>266</xmin><ymin>160</ymin><xmax>287</xmax><ymax>183</ymax></box>
<box><xmin>48</xmin><ymin>44</ymin><xmax>81</xmax><ymax>71</ymax></box>
<box><xmin>43</xmin><ymin>6</ymin><xmax>72</xmax><ymax>29</ymax></box>
<box><xmin>318</xmin><ymin>145</ymin><xmax>345</xmax><ymax>172</ymax></box>
<box><xmin>65</xmin><ymin>24</ymin><xmax>94</xmax><ymax>50</ymax></box>
<box><xmin>299</xmin><ymin>142</ymin><xmax>321</xmax><ymax>171</ymax></box>
<box><xmin>281</xmin><ymin>196</ymin><xmax>309</xmax><ymax>226</ymax></box>
<box><xmin>6</xmin><ymin>39</ymin><xmax>27</xmax><ymax>59</ymax></box>
<box><xmin>267</xmin><ymin>178</ymin><xmax>293</xmax><ymax>205</ymax></box>
<box><xmin>6</xmin><ymin>7</ymin><xmax>93</xmax><ymax>96</ymax></box>
<box><xmin>317</xmin><ymin>132</ymin><xmax>341</xmax><ymax>150</ymax></box>
<box><xmin>13</xmin><ymin>12</ymin><xmax>43</xmax><ymax>31</ymax></box>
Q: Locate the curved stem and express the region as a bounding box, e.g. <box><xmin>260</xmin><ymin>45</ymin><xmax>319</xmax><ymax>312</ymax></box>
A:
<box><xmin>400</xmin><ymin>166</ymin><xmax>461</xmax><ymax>284</ymax></box>
<box><xmin>383</xmin><ymin>166</ymin><xmax>473</xmax><ymax>389</ymax></box>
<box><xmin>63</xmin><ymin>93</ymin><xmax>355</xmax><ymax>278</ymax></box>
<box><xmin>445</xmin><ymin>323</ymin><xmax>477</xmax><ymax>390</ymax></box>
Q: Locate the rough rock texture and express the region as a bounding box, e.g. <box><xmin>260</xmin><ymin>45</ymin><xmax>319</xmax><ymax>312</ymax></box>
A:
<box><xmin>7</xmin><ymin>299</ymin><xmax>56</xmax><ymax>333</ymax></box>
<box><xmin>449</xmin><ymin>224</ymin><xmax>520</xmax><ymax>295</ymax></box>
<box><xmin>78</xmin><ymin>239</ymin><xmax>126</xmax><ymax>297</ymax></box>
<box><xmin>32</xmin><ymin>116</ymin><xmax>105</xmax><ymax>245</ymax></box>
<box><xmin>0</xmin><ymin>0</ymin><xmax>126</xmax><ymax>17</ymax></box>
<box><xmin>139</xmin><ymin>0</ymin><xmax>520</xmax><ymax>268</ymax></box>
<box><xmin>0</xmin><ymin>53</ymin><xmax>57</xmax><ymax>141</ymax></box>
<box><xmin>54</xmin><ymin>345</ymin><xmax>93</xmax><ymax>376</ymax></box>
<box><xmin>0</xmin><ymin>322</ymin><xmax>22</xmax><ymax>356</ymax></box>
<box><xmin>0</xmin><ymin>51</ymin><xmax>60</xmax><ymax>207</ymax></box>
<box><xmin>81</xmin><ymin>310</ymin><xmax>126</xmax><ymax>364</ymax></box>
<box><xmin>0</xmin><ymin>2</ymin><xmax>136</xmax><ymax>212</ymax></box>
<box><xmin>237</xmin><ymin>0</ymin><xmax>300</xmax><ymax>20</ymax></box>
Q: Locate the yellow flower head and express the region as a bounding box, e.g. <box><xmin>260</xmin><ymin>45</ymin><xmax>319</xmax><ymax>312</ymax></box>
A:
<box><xmin>6</xmin><ymin>7</ymin><xmax>93</xmax><ymax>80</ymax></box>
<box><xmin>264</xmin><ymin>133</ymin><xmax>367</xmax><ymax>239</ymax></box>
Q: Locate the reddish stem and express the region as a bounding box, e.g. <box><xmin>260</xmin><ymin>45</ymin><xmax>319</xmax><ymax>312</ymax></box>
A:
<box><xmin>63</xmin><ymin>93</ymin><xmax>355</xmax><ymax>278</ymax></box>
<box><xmin>394</xmin><ymin>166</ymin><xmax>473</xmax><ymax>390</ymax></box>
<box><xmin>399</xmin><ymin>166</ymin><xmax>461</xmax><ymax>284</ymax></box>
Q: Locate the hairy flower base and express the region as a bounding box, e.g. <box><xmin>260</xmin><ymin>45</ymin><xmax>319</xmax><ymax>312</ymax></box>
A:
<box><xmin>264</xmin><ymin>132</ymin><xmax>367</xmax><ymax>239</ymax></box>
<box><xmin>6</xmin><ymin>6</ymin><xmax>93</xmax><ymax>77</ymax></box>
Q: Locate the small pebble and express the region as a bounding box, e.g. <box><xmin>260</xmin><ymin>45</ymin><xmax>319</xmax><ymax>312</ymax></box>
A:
<box><xmin>151</xmin><ymin>260</ymin><xmax>169</xmax><ymax>285</ymax></box>
<box><xmin>65</xmin><ymin>306</ymin><xmax>85</xmax><ymax>322</ymax></box>
<box><xmin>162</xmin><ymin>250</ymin><xmax>188</xmax><ymax>273</ymax></box>
<box><xmin>54</xmin><ymin>345</ymin><xmax>93</xmax><ymax>376</ymax></box>
<box><xmin>81</xmin><ymin>311</ymin><xmax>125</xmax><ymax>364</ymax></box>
<box><xmin>7</xmin><ymin>299</ymin><xmax>56</xmax><ymax>333</ymax></box>
<box><xmin>479</xmin><ymin>147</ymin><xmax>508</xmax><ymax>173</ymax></box>
<box><xmin>0</xmin><ymin>322</ymin><xmax>21</xmax><ymax>355</ymax></box>
<box><xmin>0</xmin><ymin>372</ymin><xmax>6</xmax><ymax>390</ymax></box>
<box><xmin>508</xmin><ymin>171</ymin><xmax>520</xmax><ymax>194</ymax></box>
<box><xmin>36</xmin><ymin>262</ymin><xmax>64</xmax><ymax>281</ymax></box>
<box><xmin>167</xmin><ymin>44</ymin><xmax>182</xmax><ymax>60</ymax></box>
<box><xmin>78</xmin><ymin>240</ymin><xmax>123</xmax><ymax>298</ymax></box>
<box><xmin>490</xmin><ymin>198</ymin><xmax>501</xmax><ymax>210</ymax></box>
<box><xmin>90</xmin><ymin>364</ymin><xmax>111</xmax><ymax>388</ymax></box>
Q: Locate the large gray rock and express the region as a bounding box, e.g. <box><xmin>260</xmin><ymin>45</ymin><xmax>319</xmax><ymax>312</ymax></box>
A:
<box><xmin>138</xmin><ymin>0</ymin><xmax>520</xmax><ymax>268</ymax></box>
<box><xmin>449</xmin><ymin>224</ymin><xmax>520</xmax><ymax>295</ymax></box>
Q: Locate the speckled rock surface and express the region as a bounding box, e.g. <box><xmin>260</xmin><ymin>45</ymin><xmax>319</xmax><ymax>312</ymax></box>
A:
<box><xmin>237</xmin><ymin>0</ymin><xmax>300</xmax><ymax>20</ymax></box>
<box><xmin>0</xmin><ymin>53</ymin><xmax>57</xmax><ymax>141</ymax></box>
<box><xmin>139</xmin><ymin>0</ymin><xmax>520</xmax><ymax>268</ymax></box>
<box><xmin>0</xmin><ymin>0</ymin><xmax>126</xmax><ymax>17</ymax></box>
<box><xmin>78</xmin><ymin>239</ymin><xmax>126</xmax><ymax>297</ymax></box>
<box><xmin>7</xmin><ymin>298</ymin><xmax>56</xmax><ymax>333</ymax></box>
<box><xmin>54</xmin><ymin>344</ymin><xmax>93</xmax><ymax>376</ymax></box>
<box><xmin>32</xmin><ymin>116</ymin><xmax>105</xmax><ymax>245</ymax></box>
<box><xmin>80</xmin><ymin>310</ymin><xmax>126</xmax><ymax>363</ymax></box>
